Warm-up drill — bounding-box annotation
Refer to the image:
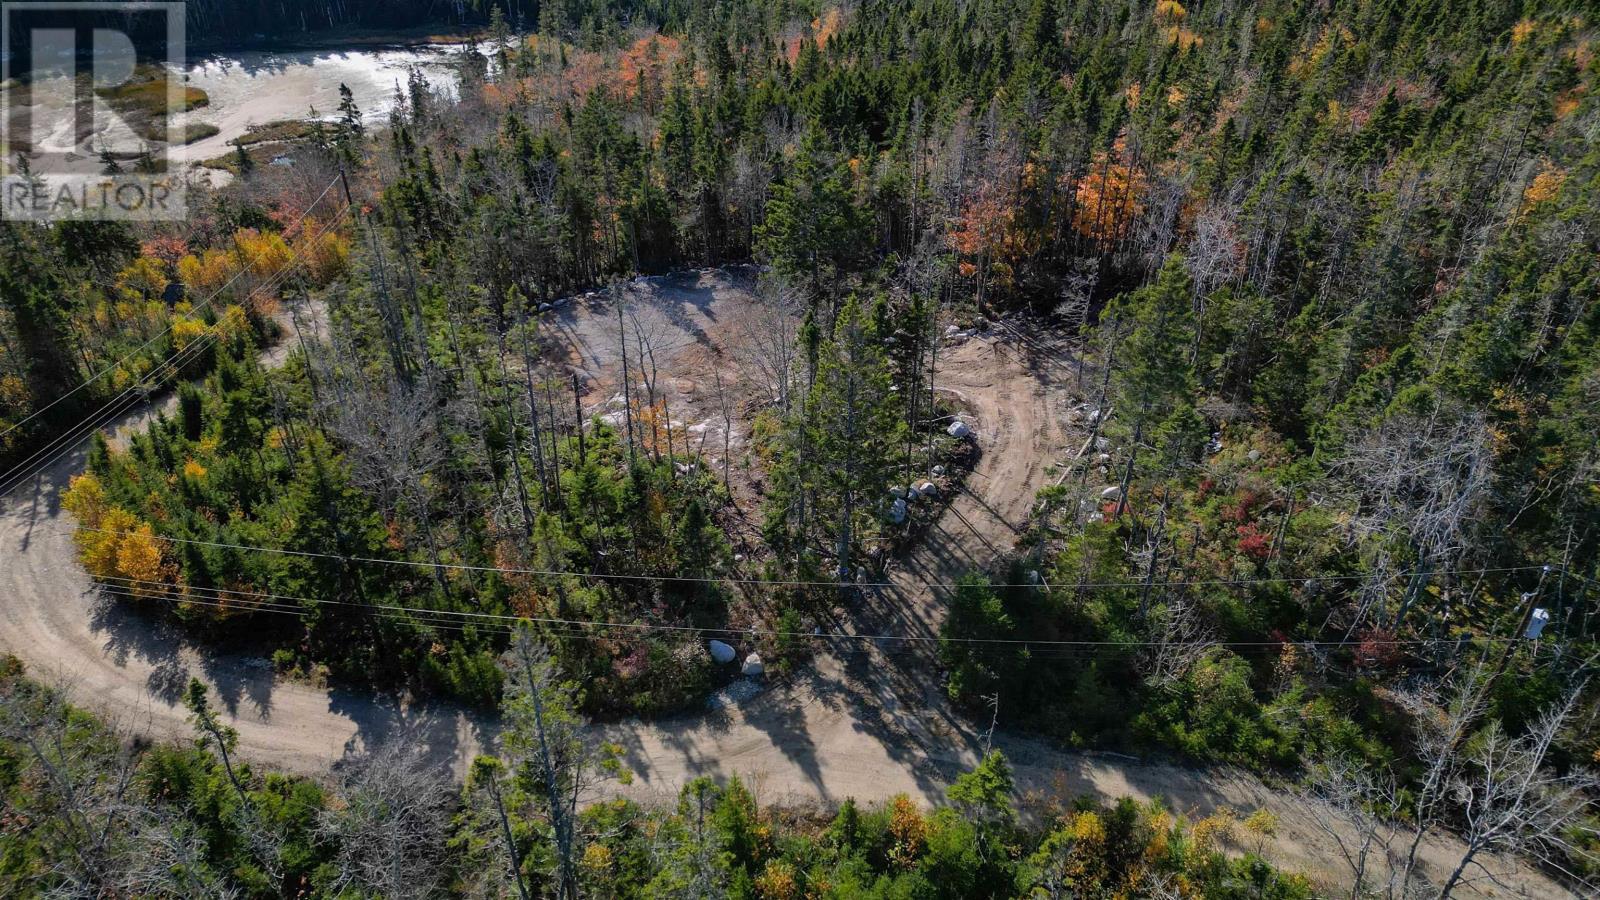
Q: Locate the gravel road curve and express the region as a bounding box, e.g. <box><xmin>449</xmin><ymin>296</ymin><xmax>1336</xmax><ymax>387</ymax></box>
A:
<box><xmin>0</xmin><ymin>276</ymin><xmax>1571</xmax><ymax>897</ymax></box>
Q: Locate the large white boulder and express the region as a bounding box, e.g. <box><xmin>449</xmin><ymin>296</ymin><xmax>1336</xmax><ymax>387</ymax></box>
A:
<box><xmin>947</xmin><ymin>420</ymin><xmax>972</xmax><ymax>439</ymax></box>
<box><xmin>708</xmin><ymin>640</ymin><xmax>737</xmax><ymax>664</ymax></box>
<box><xmin>741</xmin><ymin>653</ymin><xmax>765</xmax><ymax>676</ymax></box>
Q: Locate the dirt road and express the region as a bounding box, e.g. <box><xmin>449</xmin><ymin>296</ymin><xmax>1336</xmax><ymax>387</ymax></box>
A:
<box><xmin>0</xmin><ymin>273</ymin><xmax>1572</xmax><ymax>897</ymax></box>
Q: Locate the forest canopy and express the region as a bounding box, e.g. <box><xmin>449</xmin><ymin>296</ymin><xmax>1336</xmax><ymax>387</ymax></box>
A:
<box><xmin>3</xmin><ymin>0</ymin><xmax>1600</xmax><ymax>895</ymax></box>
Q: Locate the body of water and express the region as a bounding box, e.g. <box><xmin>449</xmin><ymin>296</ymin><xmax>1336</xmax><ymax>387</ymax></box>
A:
<box><xmin>168</xmin><ymin>43</ymin><xmax>470</xmax><ymax>168</ymax></box>
<box><xmin>1</xmin><ymin>42</ymin><xmax>472</xmax><ymax>177</ymax></box>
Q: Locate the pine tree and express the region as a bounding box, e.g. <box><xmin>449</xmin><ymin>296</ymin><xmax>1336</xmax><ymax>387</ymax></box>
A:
<box><xmin>1103</xmin><ymin>255</ymin><xmax>1203</xmax><ymax>512</ymax></box>
<box><xmin>805</xmin><ymin>296</ymin><xmax>903</xmax><ymax>578</ymax></box>
<box><xmin>757</xmin><ymin>126</ymin><xmax>867</xmax><ymax>301</ymax></box>
<box><xmin>335</xmin><ymin>83</ymin><xmax>364</xmax><ymax>162</ymax></box>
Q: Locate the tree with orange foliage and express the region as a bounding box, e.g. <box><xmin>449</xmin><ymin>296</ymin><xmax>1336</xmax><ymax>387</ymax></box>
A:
<box><xmin>617</xmin><ymin>34</ymin><xmax>680</xmax><ymax>113</ymax></box>
<box><xmin>887</xmin><ymin>794</ymin><xmax>928</xmax><ymax>869</ymax></box>
<box><xmin>949</xmin><ymin>187</ymin><xmax>1013</xmax><ymax>315</ymax></box>
<box><xmin>1070</xmin><ymin>142</ymin><xmax>1146</xmax><ymax>248</ymax></box>
<box><xmin>949</xmin><ymin>165</ymin><xmax>1047</xmax><ymax>313</ymax></box>
<box><xmin>140</xmin><ymin>235</ymin><xmax>188</xmax><ymax>266</ymax></box>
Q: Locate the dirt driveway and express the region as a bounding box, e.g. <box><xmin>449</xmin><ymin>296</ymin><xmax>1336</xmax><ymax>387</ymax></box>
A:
<box><xmin>0</xmin><ymin>272</ymin><xmax>1573</xmax><ymax>897</ymax></box>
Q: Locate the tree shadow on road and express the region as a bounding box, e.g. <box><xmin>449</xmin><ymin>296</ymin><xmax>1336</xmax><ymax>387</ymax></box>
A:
<box><xmin>326</xmin><ymin>686</ymin><xmax>486</xmax><ymax>779</ymax></box>
<box><xmin>598</xmin><ymin>700</ymin><xmax>735</xmax><ymax>795</ymax></box>
<box><xmin>87</xmin><ymin>592</ymin><xmax>192</xmax><ymax>706</ymax></box>
<box><xmin>86</xmin><ymin>591</ymin><xmax>277</xmax><ymax>719</ymax></box>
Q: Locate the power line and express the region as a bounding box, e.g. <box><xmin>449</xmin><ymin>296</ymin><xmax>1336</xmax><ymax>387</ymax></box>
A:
<box><xmin>0</xmin><ymin>320</ymin><xmax>231</xmax><ymax>495</ymax></box>
<box><xmin>0</xmin><ymin>204</ymin><xmax>351</xmax><ymax>497</ymax></box>
<box><xmin>66</xmin><ymin>525</ymin><xmax>1552</xmax><ymax>593</ymax></box>
<box><xmin>0</xmin><ymin>200</ymin><xmax>349</xmax><ymax>493</ymax></box>
<box><xmin>0</xmin><ymin>199</ymin><xmax>347</xmax><ymax>494</ymax></box>
<box><xmin>89</xmin><ymin>582</ymin><xmax>1280</xmax><ymax>662</ymax></box>
<box><xmin>85</xmin><ymin>573</ymin><xmax>1536</xmax><ymax>649</ymax></box>
<box><xmin>0</xmin><ymin>177</ymin><xmax>342</xmax><ymax>443</ymax></box>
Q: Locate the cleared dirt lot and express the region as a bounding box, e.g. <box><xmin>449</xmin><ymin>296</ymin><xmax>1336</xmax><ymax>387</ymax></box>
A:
<box><xmin>0</xmin><ymin>272</ymin><xmax>1574</xmax><ymax>897</ymax></box>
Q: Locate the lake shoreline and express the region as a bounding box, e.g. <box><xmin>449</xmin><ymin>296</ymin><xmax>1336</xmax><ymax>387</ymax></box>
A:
<box><xmin>185</xmin><ymin>23</ymin><xmax>484</xmax><ymax>57</ymax></box>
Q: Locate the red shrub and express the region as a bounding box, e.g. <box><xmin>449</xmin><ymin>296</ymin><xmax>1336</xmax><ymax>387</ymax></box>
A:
<box><xmin>1221</xmin><ymin>489</ymin><xmax>1262</xmax><ymax>524</ymax></box>
<box><xmin>1353</xmin><ymin>628</ymin><xmax>1403</xmax><ymax>670</ymax></box>
<box><xmin>1235</xmin><ymin>522</ymin><xmax>1273</xmax><ymax>561</ymax></box>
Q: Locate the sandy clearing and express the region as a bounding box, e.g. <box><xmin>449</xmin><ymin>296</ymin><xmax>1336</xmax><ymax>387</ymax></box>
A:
<box><xmin>0</xmin><ymin>273</ymin><xmax>1573</xmax><ymax>897</ymax></box>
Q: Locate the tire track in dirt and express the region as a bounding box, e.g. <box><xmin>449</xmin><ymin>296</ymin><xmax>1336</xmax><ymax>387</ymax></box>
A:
<box><xmin>0</xmin><ymin>278</ymin><xmax>1572</xmax><ymax>897</ymax></box>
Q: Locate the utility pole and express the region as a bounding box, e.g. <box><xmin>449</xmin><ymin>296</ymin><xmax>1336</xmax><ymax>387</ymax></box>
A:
<box><xmin>1492</xmin><ymin>566</ymin><xmax>1551</xmax><ymax>683</ymax></box>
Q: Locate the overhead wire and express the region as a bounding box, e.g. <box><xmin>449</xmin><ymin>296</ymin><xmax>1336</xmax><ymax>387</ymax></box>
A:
<box><xmin>11</xmin><ymin>181</ymin><xmax>1572</xmax><ymax>662</ymax></box>
<box><xmin>63</xmin><ymin>525</ymin><xmax>1553</xmax><ymax>593</ymax></box>
<box><xmin>0</xmin><ymin>202</ymin><xmax>347</xmax><ymax>495</ymax></box>
<box><xmin>0</xmin><ymin>318</ymin><xmax>236</xmax><ymax>495</ymax></box>
<box><xmin>0</xmin><ymin>179</ymin><xmax>346</xmax><ymax>488</ymax></box>
<box><xmin>0</xmin><ymin>202</ymin><xmax>351</xmax><ymax>497</ymax></box>
<box><xmin>0</xmin><ymin>201</ymin><xmax>350</xmax><ymax>495</ymax></box>
<box><xmin>84</xmin><ymin>573</ymin><xmax>1535</xmax><ymax>650</ymax></box>
<box><xmin>0</xmin><ymin>176</ymin><xmax>343</xmax><ymax>443</ymax></box>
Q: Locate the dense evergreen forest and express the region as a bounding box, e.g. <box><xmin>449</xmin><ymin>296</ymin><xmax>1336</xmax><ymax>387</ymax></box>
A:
<box><xmin>4</xmin><ymin>0</ymin><xmax>1600</xmax><ymax>894</ymax></box>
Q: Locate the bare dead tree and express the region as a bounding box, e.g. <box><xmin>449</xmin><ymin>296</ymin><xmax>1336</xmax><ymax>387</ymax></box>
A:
<box><xmin>1137</xmin><ymin>596</ymin><xmax>1217</xmax><ymax>692</ymax></box>
<box><xmin>1438</xmin><ymin>686</ymin><xmax>1600</xmax><ymax>898</ymax></box>
<box><xmin>731</xmin><ymin>275</ymin><xmax>804</xmax><ymax>415</ymax></box>
<box><xmin>623</xmin><ymin>293</ymin><xmax>693</xmax><ymax>464</ymax></box>
<box><xmin>1054</xmin><ymin>259</ymin><xmax>1098</xmax><ymax>336</ymax></box>
<box><xmin>321</xmin><ymin>370</ymin><xmax>449</xmax><ymax>584</ymax></box>
<box><xmin>318</xmin><ymin>740</ymin><xmax>454</xmax><ymax>899</ymax></box>
<box><xmin>711</xmin><ymin>362</ymin><xmax>734</xmax><ymax>495</ymax></box>
<box><xmin>0</xmin><ymin>673</ymin><xmax>240</xmax><ymax>898</ymax></box>
<box><xmin>1306</xmin><ymin>756</ymin><xmax>1402</xmax><ymax>899</ymax></box>
<box><xmin>1334</xmin><ymin>405</ymin><xmax>1496</xmax><ymax>630</ymax></box>
<box><xmin>1338</xmin><ymin>551</ymin><xmax>1401</xmax><ymax>644</ymax></box>
<box><xmin>1185</xmin><ymin>199</ymin><xmax>1245</xmax><ymax>300</ymax></box>
<box><xmin>727</xmin><ymin>144</ymin><xmax>774</xmax><ymax>255</ymax></box>
<box><xmin>613</xmin><ymin>281</ymin><xmax>638</xmax><ymax>466</ymax></box>
<box><xmin>0</xmin><ymin>676</ymin><xmax>146</xmax><ymax>896</ymax></box>
<box><xmin>119</xmin><ymin>812</ymin><xmax>241</xmax><ymax>899</ymax></box>
<box><xmin>1134</xmin><ymin>172</ymin><xmax>1191</xmax><ymax>272</ymax></box>
<box><xmin>1392</xmin><ymin>660</ymin><xmax>1493</xmax><ymax>894</ymax></box>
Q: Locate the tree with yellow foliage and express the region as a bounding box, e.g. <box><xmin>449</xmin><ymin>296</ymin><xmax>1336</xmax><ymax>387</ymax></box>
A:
<box><xmin>293</xmin><ymin>217</ymin><xmax>352</xmax><ymax>285</ymax></box>
<box><xmin>115</xmin><ymin>522</ymin><xmax>172</xmax><ymax>598</ymax></box>
<box><xmin>177</xmin><ymin>247</ymin><xmax>237</xmax><ymax>297</ymax></box>
<box><xmin>115</xmin><ymin>255</ymin><xmax>170</xmax><ymax>303</ymax></box>
<box><xmin>62</xmin><ymin>472</ymin><xmax>175</xmax><ymax>597</ymax></box>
